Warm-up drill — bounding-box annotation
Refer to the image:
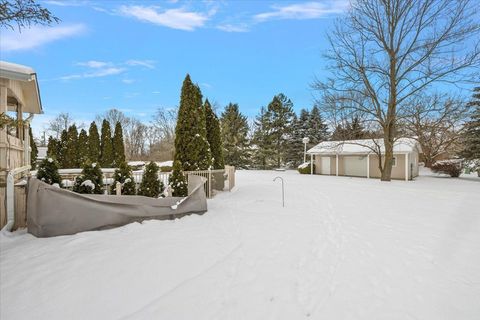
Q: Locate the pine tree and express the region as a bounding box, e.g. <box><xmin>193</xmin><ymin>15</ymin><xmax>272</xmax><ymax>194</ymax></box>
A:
<box><xmin>205</xmin><ymin>99</ymin><xmax>224</xmax><ymax>169</ymax></box>
<box><xmin>252</xmin><ymin>106</ymin><xmax>275</xmax><ymax>169</ymax></box>
<box><xmin>77</xmin><ymin>129</ymin><xmax>89</xmax><ymax>166</ymax></box>
<box><xmin>112</xmin><ymin>121</ymin><xmax>126</xmax><ymax>166</ymax></box>
<box><xmin>58</xmin><ymin>129</ymin><xmax>68</xmax><ymax>168</ymax></box>
<box><xmin>138</xmin><ymin>161</ymin><xmax>163</xmax><ymax>197</ymax></box>
<box><xmin>36</xmin><ymin>157</ymin><xmax>62</xmax><ymax>187</ymax></box>
<box><xmin>266</xmin><ymin>94</ymin><xmax>296</xmax><ymax>167</ymax></box>
<box><xmin>100</xmin><ymin>119</ymin><xmax>114</xmax><ymax>167</ymax></box>
<box><xmin>29</xmin><ymin>126</ymin><xmax>38</xmax><ymax>169</ymax></box>
<box><xmin>461</xmin><ymin>87</ymin><xmax>480</xmax><ymax>161</ymax></box>
<box><xmin>308</xmin><ymin>106</ymin><xmax>329</xmax><ymax>144</ymax></box>
<box><xmin>169</xmin><ymin>160</ymin><xmax>188</xmax><ymax>197</ymax></box>
<box><xmin>286</xmin><ymin>113</ymin><xmax>305</xmax><ymax>167</ymax></box>
<box><xmin>174</xmin><ymin>74</ymin><xmax>211</xmax><ymax>171</ymax></box>
<box><xmin>73</xmin><ymin>161</ymin><xmax>104</xmax><ymax>194</ymax></box>
<box><xmin>88</xmin><ymin>121</ymin><xmax>101</xmax><ymax>163</ymax></box>
<box><xmin>110</xmin><ymin>161</ymin><xmax>136</xmax><ymax>195</ymax></box>
<box><xmin>63</xmin><ymin>124</ymin><xmax>79</xmax><ymax>168</ymax></box>
<box><xmin>220</xmin><ymin>103</ymin><xmax>250</xmax><ymax>168</ymax></box>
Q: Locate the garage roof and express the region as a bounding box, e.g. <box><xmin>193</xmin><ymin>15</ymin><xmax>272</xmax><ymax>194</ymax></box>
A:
<box><xmin>307</xmin><ymin>138</ymin><xmax>420</xmax><ymax>154</ymax></box>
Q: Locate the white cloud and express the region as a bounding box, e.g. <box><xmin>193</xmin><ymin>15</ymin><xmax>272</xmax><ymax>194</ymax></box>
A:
<box><xmin>1</xmin><ymin>24</ymin><xmax>86</xmax><ymax>51</ymax></box>
<box><xmin>60</xmin><ymin>67</ymin><xmax>125</xmax><ymax>80</ymax></box>
<box><xmin>43</xmin><ymin>0</ymin><xmax>90</xmax><ymax>6</ymax></box>
<box><xmin>122</xmin><ymin>79</ymin><xmax>136</xmax><ymax>84</ymax></box>
<box><xmin>254</xmin><ymin>1</ymin><xmax>348</xmax><ymax>22</ymax></box>
<box><xmin>216</xmin><ymin>23</ymin><xmax>249</xmax><ymax>32</ymax></box>
<box><xmin>77</xmin><ymin>60</ymin><xmax>112</xmax><ymax>68</ymax></box>
<box><xmin>126</xmin><ymin>59</ymin><xmax>156</xmax><ymax>69</ymax></box>
<box><xmin>118</xmin><ymin>5</ymin><xmax>210</xmax><ymax>31</ymax></box>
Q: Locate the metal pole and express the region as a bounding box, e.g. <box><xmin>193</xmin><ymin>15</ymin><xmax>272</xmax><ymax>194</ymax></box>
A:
<box><xmin>273</xmin><ymin>176</ymin><xmax>285</xmax><ymax>207</ymax></box>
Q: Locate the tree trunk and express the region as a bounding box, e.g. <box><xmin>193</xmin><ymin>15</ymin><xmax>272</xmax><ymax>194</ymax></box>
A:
<box><xmin>381</xmin><ymin>130</ymin><xmax>394</xmax><ymax>181</ymax></box>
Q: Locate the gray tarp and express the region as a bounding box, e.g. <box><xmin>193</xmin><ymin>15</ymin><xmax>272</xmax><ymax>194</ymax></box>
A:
<box><xmin>27</xmin><ymin>175</ymin><xmax>207</xmax><ymax>237</ymax></box>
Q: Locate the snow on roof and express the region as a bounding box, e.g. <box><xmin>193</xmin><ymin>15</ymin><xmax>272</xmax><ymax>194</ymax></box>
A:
<box><xmin>0</xmin><ymin>60</ymin><xmax>36</xmax><ymax>77</ymax></box>
<box><xmin>307</xmin><ymin>138</ymin><xmax>419</xmax><ymax>154</ymax></box>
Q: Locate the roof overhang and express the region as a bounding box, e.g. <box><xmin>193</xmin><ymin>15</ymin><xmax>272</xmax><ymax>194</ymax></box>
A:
<box><xmin>0</xmin><ymin>61</ymin><xmax>43</xmax><ymax>114</ymax></box>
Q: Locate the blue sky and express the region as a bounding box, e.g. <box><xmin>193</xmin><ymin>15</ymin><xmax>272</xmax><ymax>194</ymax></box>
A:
<box><xmin>1</xmin><ymin>0</ymin><xmax>348</xmax><ymax>136</ymax></box>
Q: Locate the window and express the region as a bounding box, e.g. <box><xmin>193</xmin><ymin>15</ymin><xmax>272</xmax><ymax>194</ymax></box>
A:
<box><xmin>391</xmin><ymin>156</ymin><xmax>397</xmax><ymax>167</ymax></box>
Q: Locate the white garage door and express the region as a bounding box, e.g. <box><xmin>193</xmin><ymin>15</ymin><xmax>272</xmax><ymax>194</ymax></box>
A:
<box><xmin>343</xmin><ymin>156</ymin><xmax>367</xmax><ymax>177</ymax></box>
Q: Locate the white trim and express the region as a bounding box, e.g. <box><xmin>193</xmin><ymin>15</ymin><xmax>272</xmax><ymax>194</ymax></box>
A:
<box><xmin>310</xmin><ymin>154</ymin><xmax>313</xmax><ymax>175</ymax></box>
<box><xmin>367</xmin><ymin>154</ymin><xmax>370</xmax><ymax>179</ymax></box>
<box><xmin>335</xmin><ymin>154</ymin><xmax>339</xmax><ymax>176</ymax></box>
<box><xmin>405</xmin><ymin>153</ymin><xmax>409</xmax><ymax>181</ymax></box>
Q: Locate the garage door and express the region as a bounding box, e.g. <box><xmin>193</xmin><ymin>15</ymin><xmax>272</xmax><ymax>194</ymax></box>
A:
<box><xmin>343</xmin><ymin>156</ymin><xmax>367</xmax><ymax>177</ymax></box>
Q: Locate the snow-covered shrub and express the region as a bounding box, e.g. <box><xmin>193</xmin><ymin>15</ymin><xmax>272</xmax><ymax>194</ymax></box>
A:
<box><xmin>169</xmin><ymin>160</ymin><xmax>188</xmax><ymax>197</ymax></box>
<box><xmin>464</xmin><ymin>159</ymin><xmax>480</xmax><ymax>176</ymax></box>
<box><xmin>138</xmin><ymin>162</ymin><xmax>164</xmax><ymax>197</ymax></box>
<box><xmin>431</xmin><ymin>159</ymin><xmax>463</xmax><ymax>177</ymax></box>
<box><xmin>159</xmin><ymin>165</ymin><xmax>172</xmax><ymax>172</ymax></box>
<box><xmin>110</xmin><ymin>162</ymin><xmax>136</xmax><ymax>195</ymax></box>
<box><xmin>298</xmin><ymin>162</ymin><xmax>315</xmax><ymax>174</ymax></box>
<box><xmin>73</xmin><ymin>162</ymin><xmax>104</xmax><ymax>194</ymax></box>
<box><xmin>36</xmin><ymin>157</ymin><xmax>62</xmax><ymax>187</ymax></box>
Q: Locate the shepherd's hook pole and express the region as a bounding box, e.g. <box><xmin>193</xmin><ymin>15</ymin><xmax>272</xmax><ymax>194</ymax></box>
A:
<box><xmin>273</xmin><ymin>176</ymin><xmax>285</xmax><ymax>207</ymax></box>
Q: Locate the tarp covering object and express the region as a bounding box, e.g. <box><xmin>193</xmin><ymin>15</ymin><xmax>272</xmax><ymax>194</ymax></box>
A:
<box><xmin>27</xmin><ymin>175</ymin><xmax>207</xmax><ymax>237</ymax></box>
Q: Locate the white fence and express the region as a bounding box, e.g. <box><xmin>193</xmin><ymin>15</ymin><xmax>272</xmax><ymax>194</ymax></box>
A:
<box><xmin>45</xmin><ymin>166</ymin><xmax>236</xmax><ymax>199</ymax></box>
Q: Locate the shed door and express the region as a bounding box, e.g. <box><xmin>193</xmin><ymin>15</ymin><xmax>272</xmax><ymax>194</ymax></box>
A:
<box><xmin>321</xmin><ymin>157</ymin><xmax>331</xmax><ymax>175</ymax></box>
<box><xmin>344</xmin><ymin>156</ymin><xmax>367</xmax><ymax>177</ymax></box>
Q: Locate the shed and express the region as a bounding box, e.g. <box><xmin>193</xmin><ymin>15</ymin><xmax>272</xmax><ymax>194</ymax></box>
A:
<box><xmin>306</xmin><ymin>138</ymin><xmax>421</xmax><ymax>181</ymax></box>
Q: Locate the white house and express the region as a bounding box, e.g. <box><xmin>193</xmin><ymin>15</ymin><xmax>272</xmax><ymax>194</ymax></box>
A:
<box><xmin>306</xmin><ymin>138</ymin><xmax>421</xmax><ymax>181</ymax></box>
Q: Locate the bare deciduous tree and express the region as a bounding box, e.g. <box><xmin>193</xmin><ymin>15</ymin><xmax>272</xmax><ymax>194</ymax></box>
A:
<box><xmin>314</xmin><ymin>0</ymin><xmax>480</xmax><ymax>180</ymax></box>
<box><xmin>0</xmin><ymin>0</ymin><xmax>59</xmax><ymax>30</ymax></box>
<box><xmin>403</xmin><ymin>94</ymin><xmax>470</xmax><ymax>167</ymax></box>
<box><xmin>47</xmin><ymin>112</ymin><xmax>74</xmax><ymax>138</ymax></box>
<box><xmin>147</xmin><ymin>107</ymin><xmax>177</xmax><ymax>161</ymax></box>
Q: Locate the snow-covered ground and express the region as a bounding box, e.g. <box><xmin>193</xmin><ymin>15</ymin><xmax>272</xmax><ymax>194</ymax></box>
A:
<box><xmin>1</xmin><ymin>170</ymin><xmax>479</xmax><ymax>319</ymax></box>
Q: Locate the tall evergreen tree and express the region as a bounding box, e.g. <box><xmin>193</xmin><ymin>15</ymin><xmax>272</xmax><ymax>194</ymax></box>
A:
<box><xmin>29</xmin><ymin>126</ymin><xmax>38</xmax><ymax>169</ymax></box>
<box><xmin>205</xmin><ymin>99</ymin><xmax>224</xmax><ymax>169</ymax></box>
<box><xmin>174</xmin><ymin>74</ymin><xmax>211</xmax><ymax>171</ymax></box>
<box><xmin>73</xmin><ymin>161</ymin><xmax>103</xmax><ymax>194</ymax></box>
<box><xmin>100</xmin><ymin>119</ymin><xmax>114</xmax><ymax>167</ymax></box>
<box><xmin>112</xmin><ymin>121</ymin><xmax>126</xmax><ymax>166</ymax></box>
<box><xmin>88</xmin><ymin>121</ymin><xmax>101</xmax><ymax>163</ymax></box>
<box><xmin>63</xmin><ymin>124</ymin><xmax>79</xmax><ymax>168</ymax></box>
<box><xmin>36</xmin><ymin>157</ymin><xmax>62</xmax><ymax>187</ymax></box>
<box><xmin>461</xmin><ymin>87</ymin><xmax>480</xmax><ymax>161</ymax></box>
<box><xmin>46</xmin><ymin>136</ymin><xmax>59</xmax><ymax>158</ymax></box>
<box><xmin>77</xmin><ymin>129</ymin><xmax>89</xmax><ymax>166</ymax></box>
<box><xmin>252</xmin><ymin>106</ymin><xmax>274</xmax><ymax>169</ymax></box>
<box><xmin>285</xmin><ymin>113</ymin><xmax>305</xmax><ymax>167</ymax></box>
<box><xmin>307</xmin><ymin>105</ymin><xmax>329</xmax><ymax>144</ymax></box>
<box><xmin>169</xmin><ymin>160</ymin><xmax>188</xmax><ymax>197</ymax></box>
<box><xmin>110</xmin><ymin>162</ymin><xmax>136</xmax><ymax>195</ymax></box>
<box><xmin>138</xmin><ymin>162</ymin><xmax>163</xmax><ymax>197</ymax></box>
<box><xmin>220</xmin><ymin>103</ymin><xmax>250</xmax><ymax>168</ymax></box>
<box><xmin>58</xmin><ymin>129</ymin><xmax>68</xmax><ymax>168</ymax></box>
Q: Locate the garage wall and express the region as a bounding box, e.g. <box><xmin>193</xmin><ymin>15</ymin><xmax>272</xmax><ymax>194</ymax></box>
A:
<box><xmin>314</xmin><ymin>155</ymin><xmax>336</xmax><ymax>175</ymax></box>
<box><xmin>369</xmin><ymin>154</ymin><xmax>406</xmax><ymax>179</ymax></box>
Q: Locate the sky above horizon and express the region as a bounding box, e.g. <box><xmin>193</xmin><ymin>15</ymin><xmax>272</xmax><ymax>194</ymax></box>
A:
<box><xmin>1</xmin><ymin>0</ymin><xmax>351</xmax><ymax>137</ymax></box>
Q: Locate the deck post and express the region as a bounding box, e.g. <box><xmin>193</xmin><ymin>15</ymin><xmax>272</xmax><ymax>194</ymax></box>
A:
<box><xmin>367</xmin><ymin>154</ymin><xmax>370</xmax><ymax>179</ymax></box>
<box><xmin>336</xmin><ymin>154</ymin><xmax>339</xmax><ymax>176</ymax></box>
<box><xmin>405</xmin><ymin>153</ymin><xmax>409</xmax><ymax>181</ymax></box>
<box><xmin>310</xmin><ymin>154</ymin><xmax>313</xmax><ymax>175</ymax></box>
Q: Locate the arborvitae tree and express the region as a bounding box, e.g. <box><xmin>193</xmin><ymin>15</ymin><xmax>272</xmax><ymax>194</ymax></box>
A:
<box><xmin>220</xmin><ymin>103</ymin><xmax>250</xmax><ymax>168</ymax></box>
<box><xmin>88</xmin><ymin>121</ymin><xmax>101</xmax><ymax>163</ymax></box>
<box><xmin>169</xmin><ymin>160</ymin><xmax>188</xmax><ymax>197</ymax></box>
<box><xmin>112</xmin><ymin>121</ymin><xmax>126</xmax><ymax>166</ymax></box>
<box><xmin>29</xmin><ymin>126</ymin><xmax>38</xmax><ymax>169</ymax></box>
<box><xmin>205</xmin><ymin>99</ymin><xmax>224</xmax><ymax>169</ymax></box>
<box><xmin>138</xmin><ymin>161</ymin><xmax>163</xmax><ymax>197</ymax></box>
<box><xmin>307</xmin><ymin>105</ymin><xmax>329</xmax><ymax>144</ymax></box>
<box><xmin>110</xmin><ymin>161</ymin><xmax>136</xmax><ymax>195</ymax></box>
<box><xmin>100</xmin><ymin>119</ymin><xmax>114</xmax><ymax>167</ymax></box>
<box><xmin>77</xmin><ymin>129</ymin><xmax>89</xmax><ymax>166</ymax></box>
<box><xmin>73</xmin><ymin>161</ymin><xmax>103</xmax><ymax>194</ymax></box>
<box><xmin>36</xmin><ymin>157</ymin><xmax>62</xmax><ymax>187</ymax></box>
<box><xmin>63</xmin><ymin>124</ymin><xmax>79</xmax><ymax>168</ymax></box>
<box><xmin>174</xmin><ymin>74</ymin><xmax>211</xmax><ymax>171</ymax></box>
<box><xmin>461</xmin><ymin>87</ymin><xmax>480</xmax><ymax>161</ymax></box>
<box><xmin>58</xmin><ymin>129</ymin><xmax>68</xmax><ymax>168</ymax></box>
<box><xmin>46</xmin><ymin>136</ymin><xmax>59</xmax><ymax>158</ymax></box>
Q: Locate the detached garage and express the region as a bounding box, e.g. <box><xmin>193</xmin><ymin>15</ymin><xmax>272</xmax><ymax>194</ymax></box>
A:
<box><xmin>307</xmin><ymin>138</ymin><xmax>421</xmax><ymax>181</ymax></box>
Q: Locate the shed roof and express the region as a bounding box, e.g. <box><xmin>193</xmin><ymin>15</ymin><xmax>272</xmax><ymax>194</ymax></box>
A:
<box><xmin>307</xmin><ymin>138</ymin><xmax>420</xmax><ymax>155</ymax></box>
<box><xmin>0</xmin><ymin>61</ymin><xmax>43</xmax><ymax>114</ymax></box>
